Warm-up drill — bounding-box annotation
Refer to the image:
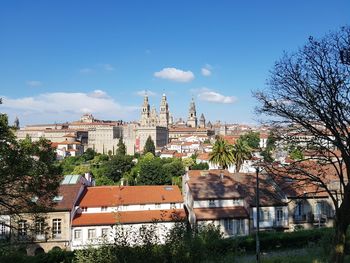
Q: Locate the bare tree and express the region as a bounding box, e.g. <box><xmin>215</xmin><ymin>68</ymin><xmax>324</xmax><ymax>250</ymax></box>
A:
<box><xmin>255</xmin><ymin>26</ymin><xmax>350</xmax><ymax>263</ymax></box>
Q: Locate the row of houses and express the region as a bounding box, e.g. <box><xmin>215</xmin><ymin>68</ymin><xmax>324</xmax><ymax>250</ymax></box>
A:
<box><xmin>0</xmin><ymin>169</ymin><xmax>335</xmax><ymax>255</ymax></box>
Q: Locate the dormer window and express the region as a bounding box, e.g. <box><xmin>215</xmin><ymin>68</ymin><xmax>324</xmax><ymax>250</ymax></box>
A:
<box><xmin>209</xmin><ymin>199</ymin><xmax>215</xmax><ymax>207</ymax></box>
<box><xmin>101</xmin><ymin>206</ymin><xmax>107</xmax><ymax>212</ymax></box>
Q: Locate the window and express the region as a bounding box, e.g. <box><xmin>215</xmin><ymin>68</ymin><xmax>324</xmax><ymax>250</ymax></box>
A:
<box><xmin>35</xmin><ymin>218</ymin><xmax>45</xmax><ymax>235</ymax></box>
<box><xmin>52</xmin><ymin>219</ymin><xmax>62</xmax><ymax>238</ymax></box>
<box><xmin>170</xmin><ymin>203</ymin><xmax>176</xmax><ymax>209</ymax></box>
<box><xmin>101</xmin><ymin>206</ymin><xmax>107</xmax><ymax>212</ymax></box>
<box><xmin>235</xmin><ymin>219</ymin><xmax>245</xmax><ymax>235</ymax></box>
<box><xmin>74</xmin><ymin>229</ymin><xmax>81</xmax><ymax>239</ymax></box>
<box><xmin>101</xmin><ymin>228</ymin><xmax>109</xmax><ymax>238</ymax></box>
<box><xmin>88</xmin><ymin>229</ymin><xmax>96</xmax><ymax>239</ymax></box>
<box><xmin>276</xmin><ymin>208</ymin><xmax>283</xmax><ymax>222</ymax></box>
<box><xmin>81</xmin><ymin>207</ymin><xmax>87</xmax><ymax>212</ymax></box>
<box><xmin>259</xmin><ymin>210</ymin><xmax>270</xmax><ymax>222</ymax></box>
<box><xmin>224</xmin><ymin>219</ymin><xmax>233</xmax><ymax>231</ymax></box>
<box><xmin>233</xmin><ymin>199</ymin><xmax>242</xmax><ymax>205</ymax></box>
<box><xmin>155</xmin><ymin>203</ymin><xmax>161</xmax><ymax>209</ymax></box>
<box><xmin>18</xmin><ymin>220</ymin><xmax>27</xmax><ymax>239</ymax></box>
<box><xmin>140</xmin><ymin>204</ymin><xmax>145</xmax><ymax>210</ymax></box>
<box><xmin>208</xmin><ymin>199</ymin><xmax>215</xmax><ymax>207</ymax></box>
<box><xmin>0</xmin><ymin>222</ymin><xmax>6</xmax><ymax>237</ymax></box>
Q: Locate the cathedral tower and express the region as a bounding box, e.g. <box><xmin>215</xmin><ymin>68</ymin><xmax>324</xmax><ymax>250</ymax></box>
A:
<box><xmin>187</xmin><ymin>98</ymin><xmax>197</xmax><ymax>128</ymax></box>
<box><xmin>140</xmin><ymin>94</ymin><xmax>150</xmax><ymax>126</ymax></box>
<box><xmin>199</xmin><ymin>113</ymin><xmax>206</xmax><ymax>128</ymax></box>
<box><xmin>159</xmin><ymin>93</ymin><xmax>169</xmax><ymax>127</ymax></box>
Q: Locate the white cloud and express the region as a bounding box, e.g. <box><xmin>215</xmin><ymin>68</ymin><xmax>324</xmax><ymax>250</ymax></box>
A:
<box><xmin>0</xmin><ymin>91</ymin><xmax>138</xmax><ymax>124</ymax></box>
<box><xmin>201</xmin><ymin>68</ymin><xmax>211</xmax><ymax>76</ymax></box>
<box><xmin>154</xmin><ymin>67</ymin><xmax>194</xmax><ymax>82</ymax></box>
<box><xmin>135</xmin><ymin>90</ymin><xmax>157</xmax><ymax>97</ymax></box>
<box><xmin>79</xmin><ymin>68</ymin><xmax>94</xmax><ymax>74</ymax></box>
<box><xmin>26</xmin><ymin>80</ymin><xmax>42</xmax><ymax>87</ymax></box>
<box><xmin>102</xmin><ymin>64</ymin><xmax>115</xmax><ymax>71</ymax></box>
<box><xmin>196</xmin><ymin>88</ymin><xmax>237</xmax><ymax>104</ymax></box>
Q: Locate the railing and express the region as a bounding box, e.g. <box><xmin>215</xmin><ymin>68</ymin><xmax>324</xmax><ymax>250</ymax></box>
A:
<box><xmin>273</xmin><ymin>219</ymin><xmax>289</xmax><ymax>227</ymax></box>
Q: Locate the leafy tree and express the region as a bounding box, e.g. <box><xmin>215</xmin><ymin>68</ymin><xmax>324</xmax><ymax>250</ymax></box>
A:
<box><xmin>255</xmin><ymin>26</ymin><xmax>350</xmax><ymax>262</ymax></box>
<box><xmin>138</xmin><ymin>158</ymin><xmax>171</xmax><ymax>185</ymax></box>
<box><xmin>209</xmin><ymin>138</ymin><xmax>235</xmax><ymax>169</ymax></box>
<box><xmin>72</xmin><ymin>164</ymin><xmax>90</xmax><ymax>175</ymax></box>
<box><xmin>81</xmin><ymin>148</ymin><xmax>96</xmax><ymax>162</ymax></box>
<box><xmin>289</xmin><ymin>147</ymin><xmax>304</xmax><ymax>160</ymax></box>
<box><xmin>232</xmin><ymin>139</ymin><xmax>252</xmax><ymax>173</ymax></box>
<box><xmin>0</xmin><ymin>114</ymin><xmax>62</xmax><ymax>214</ymax></box>
<box><xmin>191</xmin><ymin>162</ymin><xmax>209</xmax><ymax>170</ymax></box>
<box><xmin>117</xmin><ymin>137</ymin><xmax>126</xmax><ymax>156</ymax></box>
<box><xmin>182</xmin><ymin>157</ymin><xmax>195</xmax><ymax>168</ymax></box>
<box><xmin>143</xmin><ymin>136</ymin><xmax>155</xmax><ymax>155</ymax></box>
<box><xmin>239</xmin><ymin>131</ymin><xmax>260</xmax><ymax>149</ymax></box>
<box><xmin>104</xmin><ymin>155</ymin><xmax>134</xmax><ymax>182</ymax></box>
<box><xmin>163</xmin><ymin>159</ymin><xmax>185</xmax><ymax>178</ymax></box>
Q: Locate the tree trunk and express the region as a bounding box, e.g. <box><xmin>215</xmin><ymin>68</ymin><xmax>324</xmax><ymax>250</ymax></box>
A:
<box><xmin>331</xmin><ymin>220</ymin><xmax>348</xmax><ymax>263</ymax></box>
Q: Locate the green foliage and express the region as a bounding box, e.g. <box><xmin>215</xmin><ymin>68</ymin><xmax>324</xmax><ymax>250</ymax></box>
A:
<box><xmin>143</xmin><ymin>136</ymin><xmax>155</xmax><ymax>155</ymax></box>
<box><xmin>81</xmin><ymin>148</ymin><xmax>97</xmax><ymax>162</ymax></box>
<box><xmin>191</xmin><ymin>162</ymin><xmax>209</xmax><ymax>170</ymax></box>
<box><xmin>138</xmin><ymin>158</ymin><xmax>171</xmax><ymax>185</ymax></box>
<box><xmin>182</xmin><ymin>157</ymin><xmax>194</xmax><ymax>168</ymax></box>
<box><xmin>104</xmin><ymin>155</ymin><xmax>134</xmax><ymax>182</ymax></box>
<box><xmin>0</xmin><ymin>114</ymin><xmax>62</xmax><ymax>214</ymax></box>
<box><xmin>232</xmin><ymin>138</ymin><xmax>252</xmax><ymax>172</ymax></box>
<box><xmin>209</xmin><ymin>138</ymin><xmax>235</xmax><ymax>169</ymax></box>
<box><xmin>240</xmin><ymin>131</ymin><xmax>260</xmax><ymax>149</ymax></box>
<box><xmin>72</xmin><ymin>164</ymin><xmax>90</xmax><ymax>175</ymax></box>
<box><xmin>116</xmin><ymin>137</ymin><xmax>126</xmax><ymax>156</ymax></box>
<box><xmin>289</xmin><ymin>146</ymin><xmax>304</xmax><ymax>160</ymax></box>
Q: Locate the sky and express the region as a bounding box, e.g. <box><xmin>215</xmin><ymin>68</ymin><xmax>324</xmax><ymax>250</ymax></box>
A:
<box><xmin>0</xmin><ymin>0</ymin><xmax>349</xmax><ymax>126</ymax></box>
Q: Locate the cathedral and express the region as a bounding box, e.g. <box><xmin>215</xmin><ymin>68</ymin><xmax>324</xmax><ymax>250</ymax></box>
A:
<box><xmin>140</xmin><ymin>94</ymin><xmax>206</xmax><ymax>129</ymax></box>
<box><xmin>140</xmin><ymin>93</ymin><xmax>172</xmax><ymax>128</ymax></box>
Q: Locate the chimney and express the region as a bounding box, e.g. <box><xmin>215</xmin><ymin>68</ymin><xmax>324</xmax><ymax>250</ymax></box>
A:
<box><xmin>220</xmin><ymin>172</ymin><xmax>224</xmax><ymax>180</ymax></box>
<box><xmin>84</xmin><ymin>172</ymin><xmax>92</xmax><ymax>186</ymax></box>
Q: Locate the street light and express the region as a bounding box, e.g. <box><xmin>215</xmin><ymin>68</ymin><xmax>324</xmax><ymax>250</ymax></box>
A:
<box><xmin>256</xmin><ymin>166</ymin><xmax>261</xmax><ymax>263</ymax></box>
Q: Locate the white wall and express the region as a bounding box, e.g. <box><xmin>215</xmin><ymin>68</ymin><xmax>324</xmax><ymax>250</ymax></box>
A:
<box><xmin>71</xmin><ymin>221</ymin><xmax>177</xmax><ymax>250</ymax></box>
<box><xmin>80</xmin><ymin>202</ymin><xmax>183</xmax><ymax>214</ymax></box>
<box><xmin>251</xmin><ymin>206</ymin><xmax>288</xmax><ymax>228</ymax></box>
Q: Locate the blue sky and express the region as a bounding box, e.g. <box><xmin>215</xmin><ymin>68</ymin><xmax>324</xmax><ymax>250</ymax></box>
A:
<box><xmin>0</xmin><ymin>0</ymin><xmax>349</xmax><ymax>125</ymax></box>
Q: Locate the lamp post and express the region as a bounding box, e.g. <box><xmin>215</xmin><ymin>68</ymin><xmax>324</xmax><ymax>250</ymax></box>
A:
<box><xmin>256</xmin><ymin>167</ymin><xmax>261</xmax><ymax>263</ymax></box>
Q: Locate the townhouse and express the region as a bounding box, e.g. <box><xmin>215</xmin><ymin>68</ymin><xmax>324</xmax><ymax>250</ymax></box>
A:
<box><xmin>71</xmin><ymin>185</ymin><xmax>185</xmax><ymax>249</ymax></box>
<box><xmin>0</xmin><ymin>174</ymin><xmax>91</xmax><ymax>255</ymax></box>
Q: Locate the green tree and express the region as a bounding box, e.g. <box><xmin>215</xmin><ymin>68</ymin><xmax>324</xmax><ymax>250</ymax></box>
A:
<box><xmin>232</xmin><ymin>139</ymin><xmax>252</xmax><ymax>173</ymax></box>
<box><xmin>239</xmin><ymin>131</ymin><xmax>260</xmax><ymax>149</ymax></box>
<box><xmin>116</xmin><ymin>137</ymin><xmax>126</xmax><ymax>156</ymax></box>
<box><xmin>209</xmin><ymin>138</ymin><xmax>235</xmax><ymax>169</ymax></box>
<box><xmin>138</xmin><ymin>158</ymin><xmax>171</xmax><ymax>185</ymax></box>
<box><xmin>0</xmin><ymin>114</ymin><xmax>62</xmax><ymax>214</ymax></box>
<box><xmin>81</xmin><ymin>148</ymin><xmax>96</xmax><ymax>162</ymax></box>
<box><xmin>104</xmin><ymin>155</ymin><xmax>134</xmax><ymax>182</ymax></box>
<box><xmin>143</xmin><ymin>136</ymin><xmax>155</xmax><ymax>155</ymax></box>
<box><xmin>289</xmin><ymin>147</ymin><xmax>304</xmax><ymax>160</ymax></box>
<box><xmin>182</xmin><ymin>157</ymin><xmax>195</xmax><ymax>168</ymax></box>
<box><xmin>255</xmin><ymin>26</ymin><xmax>350</xmax><ymax>262</ymax></box>
<box><xmin>72</xmin><ymin>164</ymin><xmax>90</xmax><ymax>175</ymax></box>
<box><xmin>191</xmin><ymin>162</ymin><xmax>209</xmax><ymax>170</ymax></box>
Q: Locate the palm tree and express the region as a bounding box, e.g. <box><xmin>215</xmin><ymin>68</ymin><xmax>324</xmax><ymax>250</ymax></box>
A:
<box><xmin>209</xmin><ymin>138</ymin><xmax>235</xmax><ymax>169</ymax></box>
<box><xmin>232</xmin><ymin>138</ymin><xmax>252</xmax><ymax>173</ymax></box>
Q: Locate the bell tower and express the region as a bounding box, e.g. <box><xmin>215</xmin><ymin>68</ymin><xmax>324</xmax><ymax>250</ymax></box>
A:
<box><xmin>140</xmin><ymin>94</ymin><xmax>150</xmax><ymax>126</ymax></box>
<box><xmin>187</xmin><ymin>98</ymin><xmax>197</xmax><ymax>128</ymax></box>
<box><xmin>159</xmin><ymin>93</ymin><xmax>169</xmax><ymax>127</ymax></box>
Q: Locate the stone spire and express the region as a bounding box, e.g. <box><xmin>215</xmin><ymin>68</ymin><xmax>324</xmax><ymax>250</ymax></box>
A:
<box><xmin>14</xmin><ymin>116</ymin><xmax>20</xmax><ymax>129</ymax></box>
<box><xmin>187</xmin><ymin>98</ymin><xmax>197</xmax><ymax>128</ymax></box>
<box><xmin>199</xmin><ymin>113</ymin><xmax>206</xmax><ymax>128</ymax></box>
<box><xmin>159</xmin><ymin>93</ymin><xmax>169</xmax><ymax>128</ymax></box>
<box><xmin>140</xmin><ymin>93</ymin><xmax>150</xmax><ymax>126</ymax></box>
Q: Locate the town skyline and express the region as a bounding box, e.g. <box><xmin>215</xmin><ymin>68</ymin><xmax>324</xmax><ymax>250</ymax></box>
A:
<box><xmin>0</xmin><ymin>1</ymin><xmax>349</xmax><ymax>126</ymax></box>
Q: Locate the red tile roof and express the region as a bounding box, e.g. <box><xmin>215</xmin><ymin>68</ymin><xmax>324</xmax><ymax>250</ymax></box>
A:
<box><xmin>78</xmin><ymin>185</ymin><xmax>183</xmax><ymax>207</ymax></box>
<box><xmin>72</xmin><ymin>209</ymin><xmax>186</xmax><ymax>226</ymax></box>
<box><xmin>194</xmin><ymin>207</ymin><xmax>248</xmax><ymax>220</ymax></box>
